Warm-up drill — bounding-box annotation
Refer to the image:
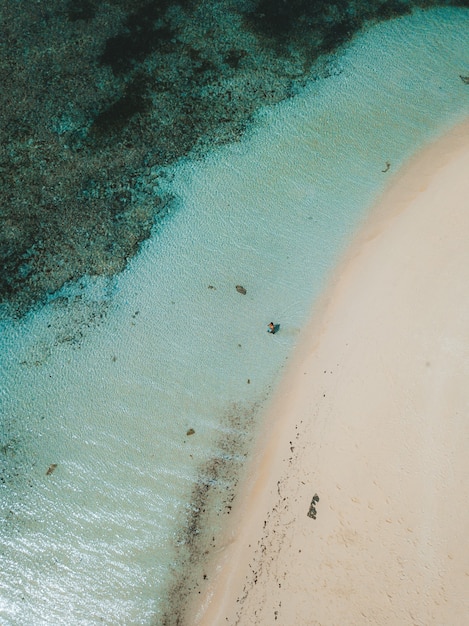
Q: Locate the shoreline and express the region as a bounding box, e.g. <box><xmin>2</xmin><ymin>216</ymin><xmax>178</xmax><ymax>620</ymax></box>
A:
<box><xmin>187</xmin><ymin>115</ymin><xmax>469</xmax><ymax>625</ymax></box>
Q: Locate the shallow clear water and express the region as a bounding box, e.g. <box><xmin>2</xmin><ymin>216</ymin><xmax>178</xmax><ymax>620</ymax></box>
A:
<box><xmin>1</xmin><ymin>8</ymin><xmax>469</xmax><ymax>625</ymax></box>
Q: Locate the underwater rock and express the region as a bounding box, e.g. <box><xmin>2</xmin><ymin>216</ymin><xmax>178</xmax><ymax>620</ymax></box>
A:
<box><xmin>236</xmin><ymin>285</ymin><xmax>247</xmax><ymax>295</ymax></box>
<box><xmin>46</xmin><ymin>463</ymin><xmax>57</xmax><ymax>476</ymax></box>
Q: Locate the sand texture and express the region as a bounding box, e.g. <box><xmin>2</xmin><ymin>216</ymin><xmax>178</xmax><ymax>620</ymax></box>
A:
<box><xmin>190</xmin><ymin>118</ymin><xmax>469</xmax><ymax>626</ymax></box>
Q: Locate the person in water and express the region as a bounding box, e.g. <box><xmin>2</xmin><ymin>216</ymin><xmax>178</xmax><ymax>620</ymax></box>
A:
<box><xmin>268</xmin><ymin>322</ymin><xmax>276</xmax><ymax>334</ymax></box>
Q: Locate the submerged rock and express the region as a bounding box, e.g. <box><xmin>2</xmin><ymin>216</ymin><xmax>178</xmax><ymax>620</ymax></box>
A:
<box><xmin>236</xmin><ymin>285</ymin><xmax>247</xmax><ymax>295</ymax></box>
<box><xmin>46</xmin><ymin>463</ymin><xmax>57</xmax><ymax>476</ymax></box>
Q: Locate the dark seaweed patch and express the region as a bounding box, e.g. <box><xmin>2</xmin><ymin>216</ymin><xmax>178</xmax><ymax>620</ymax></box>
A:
<box><xmin>224</xmin><ymin>48</ymin><xmax>247</xmax><ymax>69</ymax></box>
<box><xmin>90</xmin><ymin>76</ymin><xmax>151</xmax><ymax>138</ymax></box>
<box><xmin>0</xmin><ymin>214</ymin><xmax>41</xmax><ymax>301</ymax></box>
<box><xmin>246</xmin><ymin>0</ymin><xmax>347</xmax><ymax>39</ymax></box>
<box><xmin>0</xmin><ymin>413</ymin><xmax>34</xmax><ymax>490</ymax></box>
<box><xmin>319</xmin><ymin>17</ymin><xmax>360</xmax><ymax>54</ymax></box>
<box><xmin>158</xmin><ymin>400</ymin><xmax>262</xmax><ymax>625</ymax></box>
<box><xmin>100</xmin><ymin>2</ymin><xmax>177</xmax><ymax>75</ymax></box>
<box><xmin>100</xmin><ymin>26</ymin><xmax>175</xmax><ymax>75</ymax></box>
<box><xmin>190</xmin><ymin>53</ymin><xmax>217</xmax><ymax>76</ymax></box>
<box><xmin>374</xmin><ymin>0</ymin><xmax>413</xmax><ymax>20</ymax></box>
<box><xmin>67</xmin><ymin>0</ymin><xmax>97</xmax><ymax>21</ymax></box>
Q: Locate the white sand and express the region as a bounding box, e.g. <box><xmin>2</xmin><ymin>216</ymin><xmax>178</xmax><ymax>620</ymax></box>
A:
<box><xmin>189</xmin><ymin>118</ymin><xmax>469</xmax><ymax>626</ymax></box>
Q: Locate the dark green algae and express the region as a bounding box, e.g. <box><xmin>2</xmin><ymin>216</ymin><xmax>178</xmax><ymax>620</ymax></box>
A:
<box><xmin>1</xmin><ymin>0</ymin><xmax>468</xmax><ymax>317</ymax></box>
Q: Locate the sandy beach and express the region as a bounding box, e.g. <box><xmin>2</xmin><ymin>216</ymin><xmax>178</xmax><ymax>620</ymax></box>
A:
<box><xmin>189</xmin><ymin>117</ymin><xmax>469</xmax><ymax>626</ymax></box>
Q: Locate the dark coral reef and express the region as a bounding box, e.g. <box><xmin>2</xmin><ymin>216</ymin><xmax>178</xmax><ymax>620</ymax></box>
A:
<box><xmin>1</xmin><ymin>0</ymin><xmax>468</xmax><ymax>315</ymax></box>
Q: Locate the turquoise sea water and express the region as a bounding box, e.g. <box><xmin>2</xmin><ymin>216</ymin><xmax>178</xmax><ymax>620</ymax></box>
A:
<box><xmin>1</xmin><ymin>8</ymin><xmax>469</xmax><ymax>625</ymax></box>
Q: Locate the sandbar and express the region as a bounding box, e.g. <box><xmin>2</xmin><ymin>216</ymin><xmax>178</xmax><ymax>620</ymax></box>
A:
<box><xmin>188</xmin><ymin>117</ymin><xmax>469</xmax><ymax>625</ymax></box>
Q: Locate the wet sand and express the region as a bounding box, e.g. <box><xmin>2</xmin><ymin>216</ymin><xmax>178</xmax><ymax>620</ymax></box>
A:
<box><xmin>189</xmin><ymin>117</ymin><xmax>469</xmax><ymax>625</ymax></box>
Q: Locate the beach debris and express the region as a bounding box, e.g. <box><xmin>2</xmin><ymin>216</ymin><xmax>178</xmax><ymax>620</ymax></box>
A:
<box><xmin>235</xmin><ymin>285</ymin><xmax>246</xmax><ymax>295</ymax></box>
<box><xmin>460</xmin><ymin>75</ymin><xmax>469</xmax><ymax>84</ymax></box>
<box><xmin>186</xmin><ymin>428</ymin><xmax>195</xmax><ymax>436</ymax></box>
<box><xmin>382</xmin><ymin>161</ymin><xmax>391</xmax><ymax>173</ymax></box>
<box><xmin>46</xmin><ymin>463</ymin><xmax>57</xmax><ymax>476</ymax></box>
<box><xmin>307</xmin><ymin>493</ymin><xmax>320</xmax><ymax>519</ymax></box>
